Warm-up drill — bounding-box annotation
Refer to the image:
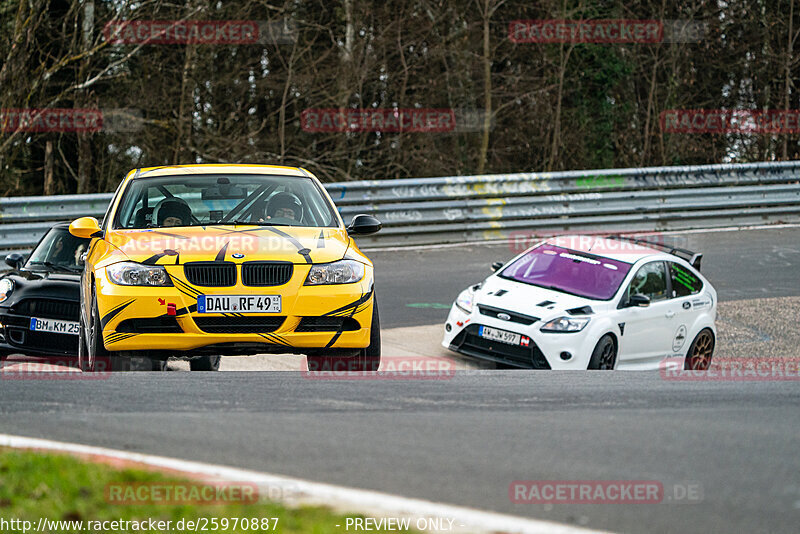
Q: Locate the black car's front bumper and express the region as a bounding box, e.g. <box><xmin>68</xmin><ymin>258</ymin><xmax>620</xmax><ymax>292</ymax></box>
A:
<box><xmin>0</xmin><ymin>308</ymin><xmax>79</xmax><ymax>357</ymax></box>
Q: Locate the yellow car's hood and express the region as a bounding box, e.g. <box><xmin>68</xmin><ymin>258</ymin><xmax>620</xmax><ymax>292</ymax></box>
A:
<box><xmin>105</xmin><ymin>225</ymin><xmax>351</xmax><ymax>265</ymax></box>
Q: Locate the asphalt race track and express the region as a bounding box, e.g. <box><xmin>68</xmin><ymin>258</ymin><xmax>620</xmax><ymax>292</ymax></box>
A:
<box><xmin>2</xmin><ymin>226</ymin><xmax>800</xmax><ymax>534</ymax></box>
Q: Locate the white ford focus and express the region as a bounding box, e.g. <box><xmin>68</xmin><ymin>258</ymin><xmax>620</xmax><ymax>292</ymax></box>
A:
<box><xmin>442</xmin><ymin>235</ymin><xmax>717</xmax><ymax>370</ymax></box>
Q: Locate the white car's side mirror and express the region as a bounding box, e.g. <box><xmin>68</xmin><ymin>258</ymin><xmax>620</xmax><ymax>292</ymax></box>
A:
<box><xmin>628</xmin><ymin>294</ymin><xmax>651</xmax><ymax>307</ymax></box>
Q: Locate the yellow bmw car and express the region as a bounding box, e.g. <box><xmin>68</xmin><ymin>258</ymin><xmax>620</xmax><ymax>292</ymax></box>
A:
<box><xmin>68</xmin><ymin>164</ymin><xmax>381</xmax><ymax>372</ymax></box>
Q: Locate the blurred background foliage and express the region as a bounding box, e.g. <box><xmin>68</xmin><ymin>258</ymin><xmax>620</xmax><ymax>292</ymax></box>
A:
<box><xmin>0</xmin><ymin>0</ymin><xmax>798</xmax><ymax>195</ymax></box>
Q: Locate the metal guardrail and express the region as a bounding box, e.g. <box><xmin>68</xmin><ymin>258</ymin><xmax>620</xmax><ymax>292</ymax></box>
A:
<box><xmin>1</xmin><ymin>161</ymin><xmax>799</xmax><ymax>257</ymax></box>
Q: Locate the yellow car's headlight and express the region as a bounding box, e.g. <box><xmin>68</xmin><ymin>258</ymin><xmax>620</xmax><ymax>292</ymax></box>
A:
<box><xmin>304</xmin><ymin>260</ymin><xmax>364</xmax><ymax>285</ymax></box>
<box><xmin>107</xmin><ymin>262</ymin><xmax>173</xmax><ymax>286</ymax></box>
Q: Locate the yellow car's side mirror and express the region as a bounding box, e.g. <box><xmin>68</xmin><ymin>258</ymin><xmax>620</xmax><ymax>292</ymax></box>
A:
<box><xmin>69</xmin><ymin>217</ymin><xmax>103</xmax><ymax>239</ymax></box>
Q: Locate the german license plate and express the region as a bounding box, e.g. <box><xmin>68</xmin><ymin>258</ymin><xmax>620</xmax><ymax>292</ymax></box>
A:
<box><xmin>478</xmin><ymin>325</ymin><xmax>522</xmax><ymax>345</ymax></box>
<box><xmin>29</xmin><ymin>317</ymin><xmax>79</xmax><ymax>335</ymax></box>
<box><xmin>197</xmin><ymin>295</ymin><xmax>281</xmax><ymax>313</ymax></box>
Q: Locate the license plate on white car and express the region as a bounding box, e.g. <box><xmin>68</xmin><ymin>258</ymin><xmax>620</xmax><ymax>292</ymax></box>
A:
<box><xmin>478</xmin><ymin>325</ymin><xmax>523</xmax><ymax>345</ymax></box>
<box><xmin>197</xmin><ymin>295</ymin><xmax>281</xmax><ymax>314</ymax></box>
<box><xmin>29</xmin><ymin>317</ymin><xmax>79</xmax><ymax>335</ymax></box>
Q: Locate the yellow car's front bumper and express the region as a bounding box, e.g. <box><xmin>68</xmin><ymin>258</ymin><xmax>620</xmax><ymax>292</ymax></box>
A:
<box><xmin>95</xmin><ymin>264</ymin><xmax>373</xmax><ymax>355</ymax></box>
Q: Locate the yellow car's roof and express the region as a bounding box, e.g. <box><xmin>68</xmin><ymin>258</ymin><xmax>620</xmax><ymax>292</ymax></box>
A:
<box><xmin>132</xmin><ymin>164</ymin><xmax>310</xmax><ymax>179</ymax></box>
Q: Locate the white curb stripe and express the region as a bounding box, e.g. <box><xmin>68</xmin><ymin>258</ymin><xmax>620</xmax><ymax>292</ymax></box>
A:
<box><xmin>0</xmin><ymin>433</ymin><xmax>607</xmax><ymax>534</ymax></box>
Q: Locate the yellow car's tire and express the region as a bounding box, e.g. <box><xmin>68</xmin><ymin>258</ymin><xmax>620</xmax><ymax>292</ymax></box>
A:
<box><xmin>77</xmin><ymin>313</ymin><xmax>90</xmax><ymax>371</ymax></box>
<box><xmin>119</xmin><ymin>352</ymin><xmax>166</xmax><ymax>371</ymax></box>
<box><xmin>306</xmin><ymin>295</ymin><xmax>381</xmax><ymax>372</ymax></box>
<box><xmin>151</xmin><ymin>358</ymin><xmax>168</xmax><ymax>371</ymax></box>
<box><xmin>86</xmin><ymin>284</ymin><xmax>130</xmax><ymax>372</ymax></box>
<box><xmin>189</xmin><ymin>355</ymin><xmax>221</xmax><ymax>371</ymax></box>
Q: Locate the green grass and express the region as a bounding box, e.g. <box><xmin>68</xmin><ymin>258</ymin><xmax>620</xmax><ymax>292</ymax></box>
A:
<box><xmin>0</xmin><ymin>449</ymin><xmax>411</xmax><ymax>533</ymax></box>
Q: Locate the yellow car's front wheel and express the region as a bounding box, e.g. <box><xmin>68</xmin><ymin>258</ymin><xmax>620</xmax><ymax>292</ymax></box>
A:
<box><xmin>80</xmin><ymin>284</ymin><xmax>131</xmax><ymax>372</ymax></box>
<box><xmin>306</xmin><ymin>295</ymin><xmax>381</xmax><ymax>372</ymax></box>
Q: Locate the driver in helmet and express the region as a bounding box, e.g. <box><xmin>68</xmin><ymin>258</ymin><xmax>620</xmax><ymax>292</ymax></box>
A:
<box><xmin>155</xmin><ymin>198</ymin><xmax>192</xmax><ymax>227</ymax></box>
<box><xmin>262</xmin><ymin>192</ymin><xmax>302</xmax><ymax>223</ymax></box>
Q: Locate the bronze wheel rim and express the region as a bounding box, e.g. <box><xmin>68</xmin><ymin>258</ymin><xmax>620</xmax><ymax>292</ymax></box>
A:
<box><xmin>688</xmin><ymin>330</ymin><xmax>714</xmax><ymax>370</ymax></box>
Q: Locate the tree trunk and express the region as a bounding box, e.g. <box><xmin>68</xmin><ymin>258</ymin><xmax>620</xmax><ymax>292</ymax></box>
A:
<box><xmin>476</xmin><ymin>0</ymin><xmax>492</xmax><ymax>175</ymax></box>
<box><xmin>76</xmin><ymin>0</ymin><xmax>94</xmax><ymax>193</ymax></box>
<box><xmin>783</xmin><ymin>0</ymin><xmax>795</xmax><ymax>160</ymax></box>
<box><xmin>43</xmin><ymin>140</ymin><xmax>55</xmax><ymax>194</ymax></box>
<box><xmin>174</xmin><ymin>44</ymin><xmax>196</xmax><ymax>164</ymax></box>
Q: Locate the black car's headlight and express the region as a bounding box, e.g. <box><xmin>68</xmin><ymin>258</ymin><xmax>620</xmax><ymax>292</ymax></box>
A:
<box><xmin>106</xmin><ymin>262</ymin><xmax>173</xmax><ymax>286</ymax></box>
<box><xmin>0</xmin><ymin>278</ymin><xmax>13</xmax><ymax>303</ymax></box>
<box><xmin>304</xmin><ymin>260</ymin><xmax>364</xmax><ymax>285</ymax></box>
<box><xmin>540</xmin><ymin>316</ymin><xmax>590</xmax><ymax>333</ymax></box>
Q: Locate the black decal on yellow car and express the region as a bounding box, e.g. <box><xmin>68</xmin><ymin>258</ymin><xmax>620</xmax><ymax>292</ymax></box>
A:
<box><xmin>157</xmin><ymin>304</ymin><xmax>193</xmax><ymax>318</ymax></box>
<box><xmin>257</xmin><ymin>332</ymin><xmax>291</xmax><ymax>347</ymax></box>
<box><xmin>214</xmin><ymin>226</ymin><xmax>313</xmax><ymax>263</ymax></box>
<box><xmin>172</xmin><ymin>277</ymin><xmax>201</xmax><ymax>298</ymax></box>
<box><xmin>323</xmin><ymin>288</ymin><xmax>373</xmax><ymax>318</ymax></box>
<box><xmin>324</xmin><ymin>288</ymin><xmax>373</xmax><ymax>348</ymax></box>
<box><xmin>260</xmin><ymin>227</ymin><xmax>313</xmax><ymax>263</ymax></box>
<box><xmin>104</xmin><ymin>332</ymin><xmax>138</xmax><ymax>345</ymax></box>
<box><xmin>100</xmin><ymin>299</ymin><xmax>135</xmax><ymax>329</ymax></box>
<box><xmin>142</xmin><ymin>249</ymin><xmax>180</xmax><ymax>265</ymax></box>
<box><xmin>214</xmin><ymin>242</ymin><xmax>230</xmax><ymax>262</ymax></box>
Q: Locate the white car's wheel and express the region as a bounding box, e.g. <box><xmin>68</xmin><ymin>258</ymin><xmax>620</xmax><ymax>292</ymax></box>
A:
<box><xmin>684</xmin><ymin>329</ymin><xmax>714</xmax><ymax>370</ymax></box>
<box><xmin>588</xmin><ymin>335</ymin><xmax>617</xmax><ymax>370</ymax></box>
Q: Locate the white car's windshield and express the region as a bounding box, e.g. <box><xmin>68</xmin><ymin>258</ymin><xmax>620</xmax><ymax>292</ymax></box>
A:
<box><xmin>113</xmin><ymin>174</ymin><xmax>338</xmax><ymax>229</ymax></box>
<box><xmin>500</xmin><ymin>244</ymin><xmax>633</xmax><ymax>300</ymax></box>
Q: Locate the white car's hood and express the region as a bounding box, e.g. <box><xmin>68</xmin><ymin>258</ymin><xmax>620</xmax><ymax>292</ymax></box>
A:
<box><xmin>475</xmin><ymin>276</ymin><xmax>606</xmax><ymax>318</ymax></box>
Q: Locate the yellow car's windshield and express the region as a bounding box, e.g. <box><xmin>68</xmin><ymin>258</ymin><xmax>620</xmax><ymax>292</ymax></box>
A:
<box><xmin>113</xmin><ymin>174</ymin><xmax>339</xmax><ymax>229</ymax></box>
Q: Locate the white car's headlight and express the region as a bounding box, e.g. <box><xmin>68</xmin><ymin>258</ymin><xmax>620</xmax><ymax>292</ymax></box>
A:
<box><xmin>0</xmin><ymin>278</ymin><xmax>13</xmax><ymax>303</ymax></box>
<box><xmin>304</xmin><ymin>260</ymin><xmax>364</xmax><ymax>285</ymax></box>
<box><xmin>455</xmin><ymin>287</ymin><xmax>475</xmax><ymax>314</ymax></box>
<box><xmin>540</xmin><ymin>316</ymin><xmax>590</xmax><ymax>333</ymax></box>
<box><xmin>106</xmin><ymin>262</ymin><xmax>173</xmax><ymax>286</ymax></box>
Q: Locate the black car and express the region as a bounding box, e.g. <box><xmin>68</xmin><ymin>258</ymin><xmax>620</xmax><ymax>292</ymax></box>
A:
<box><xmin>0</xmin><ymin>224</ymin><xmax>89</xmax><ymax>358</ymax></box>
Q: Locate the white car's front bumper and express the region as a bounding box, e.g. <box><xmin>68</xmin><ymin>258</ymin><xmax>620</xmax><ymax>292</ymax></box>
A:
<box><xmin>441</xmin><ymin>304</ymin><xmax>601</xmax><ymax>369</ymax></box>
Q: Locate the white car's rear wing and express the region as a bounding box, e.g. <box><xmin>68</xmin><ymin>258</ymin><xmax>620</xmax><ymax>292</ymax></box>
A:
<box><xmin>606</xmin><ymin>235</ymin><xmax>703</xmax><ymax>271</ymax></box>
